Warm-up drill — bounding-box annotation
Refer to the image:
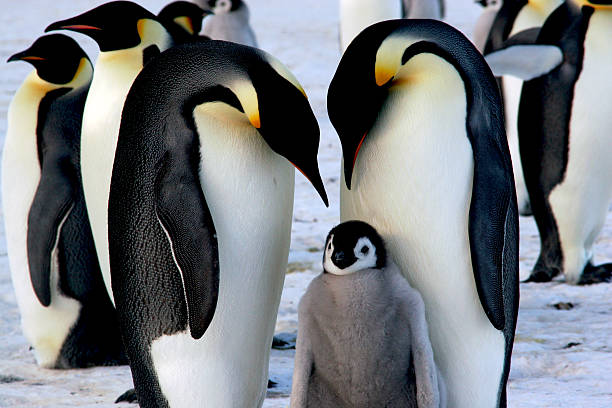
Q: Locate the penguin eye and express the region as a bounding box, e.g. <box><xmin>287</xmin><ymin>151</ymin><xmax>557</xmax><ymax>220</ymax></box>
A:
<box><xmin>360</xmin><ymin>246</ymin><xmax>369</xmax><ymax>255</ymax></box>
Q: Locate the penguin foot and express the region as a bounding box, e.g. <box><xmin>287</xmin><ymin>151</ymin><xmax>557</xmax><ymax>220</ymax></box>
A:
<box><xmin>268</xmin><ymin>379</ymin><xmax>278</xmax><ymax>388</ymax></box>
<box><xmin>115</xmin><ymin>388</ymin><xmax>138</xmax><ymax>404</ymax></box>
<box><xmin>272</xmin><ymin>332</ymin><xmax>297</xmax><ymax>350</ymax></box>
<box><xmin>578</xmin><ymin>263</ymin><xmax>612</xmax><ymax>285</ymax></box>
<box><xmin>524</xmin><ymin>269</ymin><xmax>554</xmax><ymax>283</ymax></box>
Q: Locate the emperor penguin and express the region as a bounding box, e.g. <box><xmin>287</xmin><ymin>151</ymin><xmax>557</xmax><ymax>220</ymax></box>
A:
<box><xmin>327</xmin><ymin>19</ymin><xmax>519</xmax><ymax>408</ymax></box>
<box><xmin>2</xmin><ymin>34</ymin><xmax>126</xmax><ymax>368</ymax></box>
<box><xmin>472</xmin><ymin>0</ymin><xmax>502</xmax><ymax>52</ymax></box>
<box><xmin>481</xmin><ymin>0</ymin><xmax>563</xmax><ymax>216</ymax></box>
<box><xmin>108</xmin><ymin>40</ymin><xmax>328</xmax><ymax>407</ymax></box>
<box><xmin>509</xmin><ymin>0</ymin><xmax>612</xmax><ymax>284</ymax></box>
<box><xmin>45</xmin><ymin>1</ymin><xmax>177</xmax><ymax>303</ymax></box>
<box><xmin>339</xmin><ymin>0</ymin><xmax>445</xmax><ymax>52</ymax></box>
<box><xmin>157</xmin><ymin>1</ymin><xmax>213</xmax><ymax>42</ymax></box>
<box><xmin>200</xmin><ymin>0</ymin><xmax>258</xmax><ymax>47</ymax></box>
<box><xmin>291</xmin><ymin>221</ymin><xmax>446</xmax><ymax>408</ymax></box>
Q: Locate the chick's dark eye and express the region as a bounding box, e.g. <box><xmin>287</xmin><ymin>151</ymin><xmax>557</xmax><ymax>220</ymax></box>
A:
<box><xmin>360</xmin><ymin>246</ymin><xmax>369</xmax><ymax>255</ymax></box>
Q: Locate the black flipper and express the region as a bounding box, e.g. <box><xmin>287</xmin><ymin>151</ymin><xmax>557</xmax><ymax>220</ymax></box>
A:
<box><xmin>27</xmin><ymin>156</ymin><xmax>77</xmax><ymax>306</ymax></box>
<box><xmin>154</xmin><ymin>148</ymin><xmax>219</xmax><ymax>340</ymax></box>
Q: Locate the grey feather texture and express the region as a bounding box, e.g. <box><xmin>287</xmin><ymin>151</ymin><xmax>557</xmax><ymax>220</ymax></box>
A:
<box><xmin>291</xmin><ymin>260</ymin><xmax>446</xmax><ymax>407</ymax></box>
<box><xmin>200</xmin><ymin>0</ymin><xmax>258</xmax><ymax>47</ymax></box>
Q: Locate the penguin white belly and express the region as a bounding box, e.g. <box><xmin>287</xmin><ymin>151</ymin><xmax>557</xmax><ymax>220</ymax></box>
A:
<box><xmin>80</xmin><ymin>50</ymin><xmax>144</xmax><ymax>304</ymax></box>
<box><xmin>340</xmin><ymin>54</ymin><xmax>505</xmax><ymax>408</ymax></box>
<box><xmin>340</xmin><ymin>0</ymin><xmax>402</xmax><ymax>51</ymax></box>
<box><xmin>150</xmin><ymin>103</ymin><xmax>294</xmax><ymax>407</ymax></box>
<box><xmin>548</xmin><ymin>11</ymin><xmax>612</xmax><ymax>283</ymax></box>
<box><xmin>503</xmin><ymin>2</ymin><xmax>562</xmax><ymax>215</ymax></box>
<box><xmin>2</xmin><ymin>73</ymin><xmax>80</xmax><ymax>367</ymax></box>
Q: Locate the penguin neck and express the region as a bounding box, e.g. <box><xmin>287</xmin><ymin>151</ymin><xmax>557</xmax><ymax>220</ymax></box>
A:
<box><xmin>513</xmin><ymin>0</ymin><xmax>563</xmax><ymax>34</ymax></box>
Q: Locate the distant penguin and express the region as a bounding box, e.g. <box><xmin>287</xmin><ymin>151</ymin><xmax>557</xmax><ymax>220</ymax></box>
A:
<box><xmin>45</xmin><ymin>1</ymin><xmax>177</xmax><ymax>303</ymax></box>
<box><xmin>108</xmin><ymin>40</ymin><xmax>327</xmax><ymax>407</ymax></box>
<box><xmin>481</xmin><ymin>0</ymin><xmax>563</xmax><ymax>216</ymax></box>
<box><xmin>339</xmin><ymin>0</ymin><xmax>445</xmax><ymax>51</ymax></box>
<box><xmin>493</xmin><ymin>0</ymin><xmax>612</xmax><ymax>284</ymax></box>
<box><xmin>291</xmin><ymin>221</ymin><xmax>446</xmax><ymax>408</ymax></box>
<box><xmin>328</xmin><ymin>20</ymin><xmax>519</xmax><ymax>407</ymax></box>
<box><xmin>2</xmin><ymin>34</ymin><xmax>126</xmax><ymax>369</ymax></box>
<box><xmin>472</xmin><ymin>0</ymin><xmax>502</xmax><ymax>52</ymax></box>
<box><xmin>199</xmin><ymin>0</ymin><xmax>258</xmax><ymax>46</ymax></box>
<box><xmin>158</xmin><ymin>1</ymin><xmax>212</xmax><ymax>42</ymax></box>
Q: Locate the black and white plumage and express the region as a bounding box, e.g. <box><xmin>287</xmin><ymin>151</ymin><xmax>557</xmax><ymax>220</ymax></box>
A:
<box><xmin>516</xmin><ymin>0</ymin><xmax>612</xmax><ymax>284</ymax></box>
<box><xmin>108</xmin><ymin>40</ymin><xmax>327</xmax><ymax>407</ymax></box>
<box><xmin>479</xmin><ymin>0</ymin><xmax>563</xmax><ymax>216</ymax></box>
<box><xmin>157</xmin><ymin>1</ymin><xmax>212</xmax><ymax>42</ymax></box>
<box><xmin>45</xmin><ymin>1</ymin><xmax>177</xmax><ymax>304</ymax></box>
<box><xmin>3</xmin><ymin>34</ymin><xmax>126</xmax><ymax>369</ymax></box>
<box><xmin>199</xmin><ymin>0</ymin><xmax>258</xmax><ymax>46</ymax></box>
<box><xmin>328</xmin><ymin>19</ymin><xmax>519</xmax><ymax>407</ymax></box>
<box><xmin>291</xmin><ymin>221</ymin><xmax>446</xmax><ymax>408</ymax></box>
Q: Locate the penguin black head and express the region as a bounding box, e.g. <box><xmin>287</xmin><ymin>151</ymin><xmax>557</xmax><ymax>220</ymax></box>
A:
<box><xmin>7</xmin><ymin>34</ymin><xmax>90</xmax><ymax>84</ymax></box>
<box><xmin>323</xmin><ymin>221</ymin><xmax>387</xmax><ymax>275</ymax></box>
<box><xmin>45</xmin><ymin>1</ymin><xmax>164</xmax><ymax>52</ymax></box>
<box><xmin>205</xmin><ymin>0</ymin><xmax>243</xmax><ymax>13</ymax></box>
<box><xmin>158</xmin><ymin>1</ymin><xmax>212</xmax><ymax>39</ymax></box>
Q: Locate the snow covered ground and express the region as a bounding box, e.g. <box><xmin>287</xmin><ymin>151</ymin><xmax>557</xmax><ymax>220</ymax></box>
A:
<box><xmin>0</xmin><ymin>0</ymin><xmax>610</xmax><ymax>407</ymax></box>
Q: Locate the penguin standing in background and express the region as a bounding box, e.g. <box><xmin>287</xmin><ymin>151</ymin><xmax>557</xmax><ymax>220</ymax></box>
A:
<box><xmin>328</xmin><ymin>20</ymin><xmax>519</xmax><ymax>408</ymax></box>
<box><xmin>45</xmin><ymin>1</ymin><xmax>178</xmax><ymax>303</ymax></box>
<box><xmin>481</xmin><ymin>0</ymin><xmax>563</xmax><ymax>216</ymax></box>
<box><xmin>513</xmin><ymin>0</ymin><xmax>612</xmax><ymax>284</ymax></box>
<box><xmin>339</xmin><ymin>0</ymin><xmax>445</xmax><ymax>51</ymax></box>
<box><xmin>157</xmin><ymin>1</ymin><xmax>212</xmax><ymax>42</ymax></box>
<box><xmin>291</xmin><ymin>221</ymin><xmax>446</xmax><ymax>408</ymax></box>
<box><xmin>2</xmin><ymin>34</ymin><xmax>126</xmax><ymax>369</ymax></box>
<box><xmin>472</xmin><ymin>0</ymin><xmax>502</xmax><ymax>52</ymax></box>
<box><xmin>108</xmin><ymin>40</ymin><xmax>327</xmax><ymax>407</ymax></box>
<box><xmin>199</xmin><ymin>0</ymin><xmax>258</xmax><ymax>46</ymax></box>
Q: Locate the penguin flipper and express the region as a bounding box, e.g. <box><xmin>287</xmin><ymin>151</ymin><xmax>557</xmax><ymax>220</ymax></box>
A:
<box><xmin>155</xmin><ymin>152</ymin><xmax>219</xmax><ymax>340</ymax></box>
<box><xmin>27</xmin><ymin>157</ymin><xmax>77</xmax><ymax>307</ymax></box>
<box><xmin>485</xmin><ymin>41</ymin><xmax>563</xmax><ymax>81</ymax></box>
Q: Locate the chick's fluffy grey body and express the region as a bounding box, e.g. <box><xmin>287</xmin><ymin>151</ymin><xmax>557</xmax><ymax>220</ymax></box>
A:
<box><xmin>292</xmin><ymin>261</ymin><xmax>443</xmax><ymax>408</ymax></box>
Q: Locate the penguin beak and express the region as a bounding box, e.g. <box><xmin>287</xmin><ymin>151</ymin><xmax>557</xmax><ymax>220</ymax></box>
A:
<box><xmin>7</xmin><ymin>50</ymin><xmax>45</xmax><ymax>64</ymax></box>
<box><xmin>45</xmin><ymin>21</ymin><xmax>102</xmax><ymax>33</ymax></box>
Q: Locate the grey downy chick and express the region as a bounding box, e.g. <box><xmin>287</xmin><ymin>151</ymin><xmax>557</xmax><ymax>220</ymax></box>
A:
<box><xmin>199</xmin><ymin>0</ymin><xmax>258</xmax><ymax>47</ymax></box>
<box><xmin>291</xmin><ymin>220</ymin><xmax>446</xmax><ymax>408</ymax></box>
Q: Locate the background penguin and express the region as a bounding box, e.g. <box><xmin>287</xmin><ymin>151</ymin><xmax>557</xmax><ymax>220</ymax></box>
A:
<box><xmin>45</xmin><ymin>1</ymin><xmax>179</xmax><ymax>304</ymax></box>
<box><xmin>2</xmin><ymin>34</ymin><xmax>126</xmax><ymax>369</ymax></box>
<box><xmin>108</xmin><ymin>40</ymin><xmax>327</xmax><ymax>407</ymax></box>
<box><xmin>158</xmin><ymin>1</ymin><xmax>213</xmax><ymax>42</ymax></box>
<box><xmin>199</xmin><ymin>0</ymin><xmax>258</xmax><ymax>46</ymax></box>
<box><xmin>480</xmin><ymin>0</ymin><xmax>563</xmax><ymax>216</ymax></box>
<box><xmin>339</xmin><ymin>0</ymin><xmax>445</xmax><ymax>51</ymax></box>
<box><xmin>512</xmin><ymin>0</ymin><xmax>612</xmax><ymax>284</ymax></box>
<box><xmin>291</xmin><ymin>220</ymin><xmax>446</xmax><ymax>408</ymax></box>
<box><xmin>327</xmin><ymin>19</ymin><xmax>519</xmax><ymax>408</ymax></box>
<box><xmin>472</xmin><ymin>0</ymin><xmax>502</xmax><ymax>52</ymax></box>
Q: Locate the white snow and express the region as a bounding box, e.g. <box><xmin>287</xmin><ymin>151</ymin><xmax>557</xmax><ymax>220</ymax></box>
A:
<box><xmin>0</xmin><ymin>0</ymin><xmax>610</xmax><ymax>407</ymax></box>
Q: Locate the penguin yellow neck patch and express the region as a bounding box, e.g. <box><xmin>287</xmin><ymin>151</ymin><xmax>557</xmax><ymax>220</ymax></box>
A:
<box><xmin>571</xmin><ymin>0</ymin><xmax>612</xmax><ymax>9</ymax></box>
<box><xmin>375</xmin><ymin>33</ymin><xmax>419</xmax><ymax>86</ymax></box>
<box><xmin>173</xmin><ymin>16</ymin><xmax>195</xmax><ymax>35</ymax></box>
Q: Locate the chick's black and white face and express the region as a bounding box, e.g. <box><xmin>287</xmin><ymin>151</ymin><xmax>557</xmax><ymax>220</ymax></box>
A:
<box><xmin>323</xmin><ymin>221</ymin><xmax>386</xmax><ymax>275</ymax></box>
<box><xmin>208</xmin><ymin>0</ymin><xmax>241</xmax><ymax>13</ymax></box>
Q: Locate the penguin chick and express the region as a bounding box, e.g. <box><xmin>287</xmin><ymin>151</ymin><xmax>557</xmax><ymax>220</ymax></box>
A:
<box><xmin>158</xmin><ymin>1</ymin><xmax>212</xmax><ymax>42</ymax></box>
<box><xmin>291</xmin><ymin>221</ymin><xmax>446</xmax><ymax>408</ymax></box>
<box><xmin>199</xmin><ymin>0</ymin><xmax>258</xmax><ymax>46</ymax></box>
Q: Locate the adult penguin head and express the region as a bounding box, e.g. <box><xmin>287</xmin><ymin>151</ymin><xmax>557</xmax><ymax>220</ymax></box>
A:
<box><xmin>158</xmin><ymin>1</ymin><xmax>212</xmax><ymax>40</ymax></box>
<box><xmin>244</xmin><ymin>50</ymin><xmax>329</xmax><ymax>206</ymax></box>
<box><xmin>328</xmin><ymin>19</ymin><xmax>502</xmax><ymax>190</ymax></box>
<box><xmin>45</xmin><ymin>1</ymin><xmax>165</xmax><ymax>52</ymax></box>
<box><xmin>7</xmin><ymin>34</ymin><xmax>91</xmax><ymax>85</ymax></box>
